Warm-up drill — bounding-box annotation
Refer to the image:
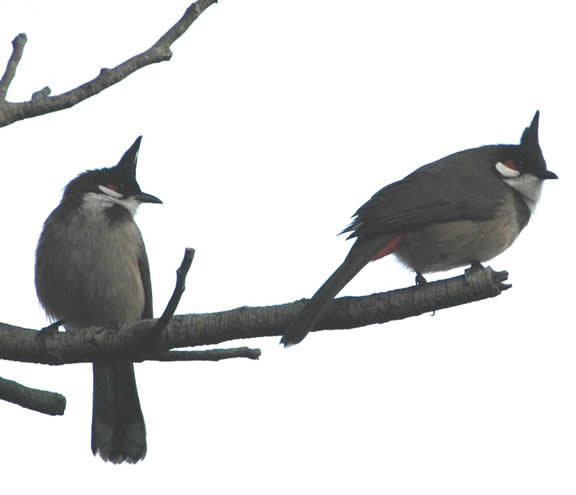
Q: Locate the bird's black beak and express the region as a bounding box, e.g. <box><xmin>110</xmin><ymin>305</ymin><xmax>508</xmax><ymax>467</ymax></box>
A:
<box><xmin>541</xmin><ymin>170</ymin><xmax>558</xmax><ymax>180</ymax></box>
<box><xmin>133</xmin><ymin>192</ymin><xmax>163</xmax><ymax>204</ymax></box>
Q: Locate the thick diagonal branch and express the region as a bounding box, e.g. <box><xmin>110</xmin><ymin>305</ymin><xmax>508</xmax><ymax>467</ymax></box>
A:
<box><xmin>0</xmin><ymin>0</ymin><xmax>217</xmax><ymax>127</ymax></box>
<box><xmin>0</xmin><ymin>266</ymin><xmax>509</xmax><ymax>365</ymax></box>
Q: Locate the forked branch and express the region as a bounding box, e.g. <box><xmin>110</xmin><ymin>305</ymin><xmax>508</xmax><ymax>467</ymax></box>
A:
<box><xmin>0</xmin><ymin>0</ymin><xmax>217</xmax><ymax>127</ymax></box>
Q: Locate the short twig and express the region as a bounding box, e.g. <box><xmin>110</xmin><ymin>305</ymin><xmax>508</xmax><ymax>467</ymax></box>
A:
<box><xmin>0</xmin><ymin>33</ymin><xmax>27</xmax><ymax>100</ymax></box>
<box><xmin>152</xmin><ymin>247</ymin><xmax>195</xmax><ymax>336</ymax></box>
<box><xmin>140</xmin><ymin>347</ymin><xmax>261</xmax><ymax>362</ymax></box>
<box><xmin>0</xmin><ymin>376</ymin><xmax>66</xmax><ymax>416</ymax></box>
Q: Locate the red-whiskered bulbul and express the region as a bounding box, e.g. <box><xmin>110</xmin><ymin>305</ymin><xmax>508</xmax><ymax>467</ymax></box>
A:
<box><xmin>281</xmin><ymin>111</ymin><xmax>557</xmax><ymax>346</ymax></box>
<box><xmin>35</xmin><ymin>137</ymin><xmax>162</xmax><ymax>463</ymax></box>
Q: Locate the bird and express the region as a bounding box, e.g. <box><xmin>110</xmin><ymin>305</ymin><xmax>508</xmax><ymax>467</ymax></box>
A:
<box><xmin>35</xmin><ymin>136</ymin><xmax>162</xmax><ymax>463</ymax></box>
<box><xmin>281</xmin><ymin>111</ymin><xmax>557</xmax><ymax>346</ymax></box>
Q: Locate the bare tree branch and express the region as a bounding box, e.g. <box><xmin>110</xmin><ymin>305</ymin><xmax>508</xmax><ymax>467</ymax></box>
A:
<box><xmin>0</xmin><ymin>33</ymin><xmax>27</xmax><ymax>101</ymax></box>
<box><xmin>0</xmin><ymin>0</ymin><xmax>217</xmax><ymax>128</ymax></box>
<box><xmin>143</xmin><ymin>347</ymin><xmax>262</xmax><ymax>362</ymax></box>
<box><xmin>0</xmin><ymin>346</ymin><xmax>258</xmax><ymax>415</ymax></box>
<box><xmin>0</xmin><ymin>266</ymin><xmax>510</xmax><ymax>365</ymax></box>
<box><xmin>151</xmin><ymin>248</ymin><xmax>195</xmax><ymax>337</ymax></box>
<box><xmin>140</xmin><ymin>249</ymin><xmax>262</xmax><ymax>361</ymax></box>
<box><xmin>0</xmin><ymin>375</ymin><xmax>66</xmax><ymax>416</ymax></box>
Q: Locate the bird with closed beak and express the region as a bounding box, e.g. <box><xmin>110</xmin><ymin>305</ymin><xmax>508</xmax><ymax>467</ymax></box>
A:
<box><xmin>35</xmin><ymin>136</ymin><xmax>162</xmax><ymax>463</ymax></box>
<box><xmin>282</xmin><ymin>111</ymin><xmax>557</xmax><ymax>346</ymax></box>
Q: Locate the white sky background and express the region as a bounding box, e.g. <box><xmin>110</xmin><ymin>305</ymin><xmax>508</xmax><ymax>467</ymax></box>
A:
<box><xmin>0</xmin><ymin>0</ymin><xmax>573</xmax><ymax>493</ymax></box>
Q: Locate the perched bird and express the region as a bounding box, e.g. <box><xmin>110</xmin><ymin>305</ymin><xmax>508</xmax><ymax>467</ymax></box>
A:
<box><xmin>282</xmin><ymin>111</ymin><xmax>557</xmax><ymax>346</ymax></box>
<box><xmin>35</xmin><ymin>137</ymin><xmax>162</xmax><ymax>463</ymax></box>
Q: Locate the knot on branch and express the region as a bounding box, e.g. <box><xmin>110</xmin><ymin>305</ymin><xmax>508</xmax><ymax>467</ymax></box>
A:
<box><xmin>32</xmin><ymin>86</ymin><xmax>51</xmax><ymax>103</ymax></box>
<box><xmin>463</xmin><ymin>266</ymin><xmax>510</xmax><ymax>295</ymax></box>
<box><xmin>150</xmin><ymin>45</ymin><xmax>173</xmax><ymax>62</ymax></box>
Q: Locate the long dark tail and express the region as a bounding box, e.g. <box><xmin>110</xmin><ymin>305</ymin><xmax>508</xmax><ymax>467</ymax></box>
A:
<box><xmin>281</xmin><ymin>235</ymin><xmax>396</xmax><ymax>346</ymax></box>
<box><xmin>92</xmin><ymin>361</ymin><xmax>146</xmax><ymax>464</ymax></box>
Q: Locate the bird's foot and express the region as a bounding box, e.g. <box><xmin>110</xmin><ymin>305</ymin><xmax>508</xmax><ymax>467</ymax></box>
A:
<box><xmin>415</xmin><ymin>272</ymin><xmax>428</xmax><ymax>285</ymax></box>
<box><xmin>36</xmin><ymin>320</ymin><xmax>64</xmax><ymax>340</ymax></box>
<box><xmin>464</xmin><ymin>262</ymin><xmax>484</xmax><ymax>283</ymax></box>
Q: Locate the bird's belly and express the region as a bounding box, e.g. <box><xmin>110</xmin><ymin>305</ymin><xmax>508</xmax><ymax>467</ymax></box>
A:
<box><xmin>394</xmin><ymin>208</ymin><xmax>523</xmax><ymax>274</ymax></box>
<box><xmin>36</xmin><ymin>222</ymin><xmax>146</xmax><ymax>328</ymax></box>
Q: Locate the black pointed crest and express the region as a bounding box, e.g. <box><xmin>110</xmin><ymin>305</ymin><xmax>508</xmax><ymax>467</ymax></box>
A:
<box><xmin>63</xmin><ymin>136</ymin><xmax>145</xmax><ymax>198</ymax></box>
<box><xmin>519</xmin><ymin>111</ymin><xmax>557</xmax><ymax>179</ymax></box>
<box><xmin>107</xmin><ymin>136</ymin><xmax>144</xmax><ymax>193</ymax></box>
<box><xmin>520</xmin><ymin>111</ymin><xmax>540</xmax><ymax>150</ymax></box>
<box><xmin>116</xmin><ymin>136</ymin><xmax>142</xmax><ymax>177</ymax></box>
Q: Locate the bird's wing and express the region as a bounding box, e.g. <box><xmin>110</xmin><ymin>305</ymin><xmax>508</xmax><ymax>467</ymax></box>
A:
<box><xmin>343</xmin><ymin>147</ymin><xmax>508</xmax><ymax>239</ymax></box>
<box><xmin>138</xmin><ymin>248</ymin><xmax>154</xmax><ymax>320</ymax></box>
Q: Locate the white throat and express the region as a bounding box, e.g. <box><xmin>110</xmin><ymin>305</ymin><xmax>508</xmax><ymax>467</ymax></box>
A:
<box><xmin>503</xmin><ymin>173</ymin><xmax>543</xmax><ymax>213</ymax></box>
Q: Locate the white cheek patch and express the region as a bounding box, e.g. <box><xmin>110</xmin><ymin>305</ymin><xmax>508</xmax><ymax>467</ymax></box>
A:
<box><xmin>503</xmin><ymin>174</ymin><xmax>543</xmax><ymax>213</ymax></box>
<box><xmin>98</xmin><ymin>185</ymin><xmax>123</xmax><ymax>199</ymax></box>
<box><xmin>84</xmin><ymin>192</ymin><xmax>141</xmax><ymax>217</ymax></box>
<box><xmin>495</xmin><ymin>161</ymin><xmax>520</xmax><ymax>178</ymax></box>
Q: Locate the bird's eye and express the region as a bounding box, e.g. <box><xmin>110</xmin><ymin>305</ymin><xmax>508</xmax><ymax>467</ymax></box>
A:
<box><xmin>504</xmin><ymin>159</ymin><xmax>518</xmax><ymax>170</ymax></box>
<box><xmin>105</xmin><ymin>184</ymin><xmax>121</xmax><ymax>192</ymax></box>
